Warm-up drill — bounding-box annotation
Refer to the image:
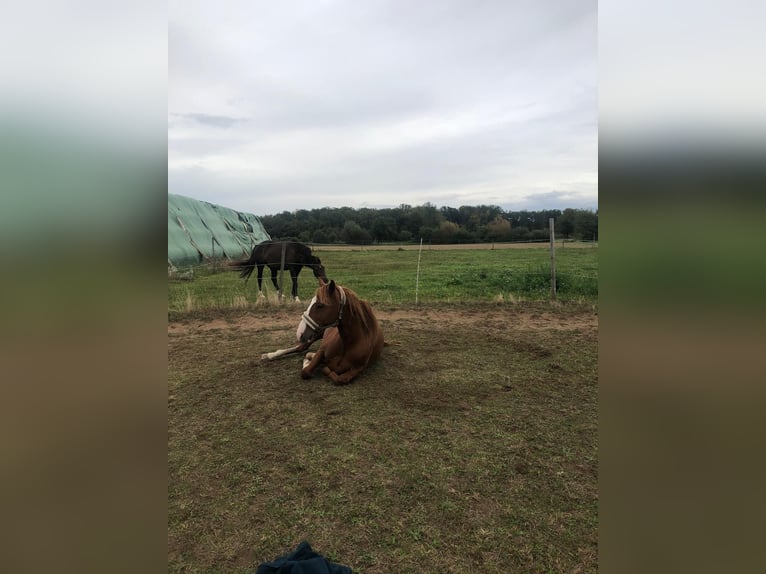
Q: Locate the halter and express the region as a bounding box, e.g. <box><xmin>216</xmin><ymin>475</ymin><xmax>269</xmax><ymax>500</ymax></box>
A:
<box><xmin>302</xmin><ymin>285</ymin><xmax>346</xmax><ymax>333</ymax></box>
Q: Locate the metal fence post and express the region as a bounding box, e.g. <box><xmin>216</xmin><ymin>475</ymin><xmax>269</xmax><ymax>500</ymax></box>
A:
<box><xmin>549</xmin><ymin>218</ymin><xmax>557</xmax><ymax>300</ymax></box>
<box><xmin>278</xmin><ymin>241</ymin><xmax>287</xmax><ymax>300</ymax></box>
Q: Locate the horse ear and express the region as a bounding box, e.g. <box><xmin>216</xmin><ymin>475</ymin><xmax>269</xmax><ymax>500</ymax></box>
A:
<box><xmin>318</xmin><ymin>277</ymin><xmax>328</xmax><ymax>286</ymax></box>
<box><xmin>328</xmin><ymin>280</ymin><xmax>336</xmax><ymax>294</ymax></box>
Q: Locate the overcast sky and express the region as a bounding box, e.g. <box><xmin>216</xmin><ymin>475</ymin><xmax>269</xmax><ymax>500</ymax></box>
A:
<box><xmin>169</xmin><ymin>0</ymin><xmax>597</xmax><ymax>216</ymax></box>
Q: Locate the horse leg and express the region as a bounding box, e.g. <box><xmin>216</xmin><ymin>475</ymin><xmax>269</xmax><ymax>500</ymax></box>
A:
<box><xmin>256</xmin><ymin>265</ymin><xmax>265</xmax><ymax>298</ymax></box>
<box><xmin>290</xmin><ymin>266</ymin><xmax>301</xmax><ymax>302</ymax></box>
<box><xmin>261</xmin><ymin>343</ymin><xmax>303</xmax><ymax>361</ymax></box>
<box><xmin>325</xmin><ymin>365</ymin><xmax>366</xmax><ymax>386</ymax></box>
<box><xmin>323</xmin><ymin>339</ymin><xmax>376</xmax><ymax>385</ymax></box>
<box><xmin>269</xmin><ymin>267</ymin><xmax>284</xmax><ymax>299</ymax></box>
<box><xmin>304</xmin><ymin>329</ymin><xmax>342</xmax><ymax>380</ymax></box>
<box><xmin>302</xmin><ymin>352</ymin><xmax>316</xmax><ymax>369</ymax></box>
<box><xmin>301</xmin><ymin>349</ymin><xmax>325</xmax><ymax>379</ymax></box>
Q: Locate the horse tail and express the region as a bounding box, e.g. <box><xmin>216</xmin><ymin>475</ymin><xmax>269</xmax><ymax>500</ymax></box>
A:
<box><xmin>239</xmin><ymin>265</ymin><xmax>256</xmax><ymax>282</ymax></box>
<box><xmin>228</xmin><ymin>259</ymin><xmax>256</xmax><ymax>282</ymax></box>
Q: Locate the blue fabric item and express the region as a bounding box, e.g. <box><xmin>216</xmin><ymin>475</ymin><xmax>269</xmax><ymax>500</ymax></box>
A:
<box><xmin>255</xmin><ymin>541</ymin><xmax>352</xmax><ymax>574</ymax></box>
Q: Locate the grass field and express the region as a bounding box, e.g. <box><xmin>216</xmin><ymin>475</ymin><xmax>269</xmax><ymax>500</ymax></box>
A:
<box><xmin>168</xmin><ymin>243</ymin><xmax>597</xmax><ymax>313</ymax></box>
<box><xmin>168</xmin><ymin>244</ymin><xmax>598</xmax><ymax>572</ymax></box>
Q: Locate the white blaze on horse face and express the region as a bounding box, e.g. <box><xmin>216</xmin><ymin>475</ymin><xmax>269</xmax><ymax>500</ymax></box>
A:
<box><xmin>296</xmin><ymin>296</ymin><xmax>316</xmax><ymax>341</ymax></box>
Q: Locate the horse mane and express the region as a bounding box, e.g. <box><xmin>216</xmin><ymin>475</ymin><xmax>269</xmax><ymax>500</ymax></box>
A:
<box><xmin>343</xmin><ymin>287</ymin><xmax>377</xmax><ymax>332</ymax></box>
<box><xmin>267</xmin><ymin>240</ymin><xmax>314</xmax><ymax>263</ymax></box>
<box><xmin>318</xmin><ymin>283</ymin><xmax>376</xmax><ymax>332</ymax></box>
<box><xmin>295</xmin><ymin>243</ymin><xmax>317</xmax><ymax>263</ymax></box>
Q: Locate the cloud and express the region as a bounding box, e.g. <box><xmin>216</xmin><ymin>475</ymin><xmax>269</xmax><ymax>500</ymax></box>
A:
<box><xmin>172</xmin><ymin>113</ymin><xmax>248</xmax><ymax>129</ymax></box>
<box><xmin>169</xmin><ymin>0</ymin><xmax>597</xmax><ymax>214</ymax></box>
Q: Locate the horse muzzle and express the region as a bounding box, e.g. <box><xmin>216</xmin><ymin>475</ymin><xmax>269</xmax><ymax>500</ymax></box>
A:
<box><xmin>298</xmin><ymin>311</ymin><xmax>339</xmax><ymax>345</ymax></box>
<box><xmin>298</xmin><ymin>311</ymin><xmax>322</xmax><ymax>344</ymax></box>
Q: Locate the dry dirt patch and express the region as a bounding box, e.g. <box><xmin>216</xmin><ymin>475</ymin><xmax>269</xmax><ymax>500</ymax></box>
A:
<box><xmin>168</xmin><ymin>306</ymin><xmax>596</xmax><ymax>337</ymax></box>
<box><xmin>168</xmin><ymin>304</ymin><xmax>598</xmax><ymax>573</ymax></box>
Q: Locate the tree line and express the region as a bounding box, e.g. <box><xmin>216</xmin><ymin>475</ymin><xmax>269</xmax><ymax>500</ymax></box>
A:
<box><xmin>260</xmin><ymin>203</ymin><xmax>598</xmax><ymax>245</ymax></box>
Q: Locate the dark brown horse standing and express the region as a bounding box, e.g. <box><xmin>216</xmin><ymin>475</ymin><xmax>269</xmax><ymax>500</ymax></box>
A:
<box><xmin>230</xmin><ymin>240</ymin><xmax>327</xmax><ymax>301</ymax></box>
<box><xmin>296</xmin><ymin>280</ymin><xmax>384</xmax><ymax>385</ymax></box>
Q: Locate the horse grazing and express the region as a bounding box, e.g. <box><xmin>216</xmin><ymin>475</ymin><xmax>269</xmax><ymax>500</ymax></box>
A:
<box><xmin>230</xmin><ymin>240</ymin><xmax>327</xmax><ymax>301</ymax></box>
<box><xmin>296</xmin><ymin>280</ymin><xmax>384</xmax><ymax>385</ymax></box>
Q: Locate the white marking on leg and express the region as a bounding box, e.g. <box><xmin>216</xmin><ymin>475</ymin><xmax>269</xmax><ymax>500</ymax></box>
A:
<box><xmin>262</xmin><ymin>343</ymin><xmax>304</xmax><ymax>361</ymax></box>
<box><xmin>302</xmin><ymin>352</ymin><xmax>315</xmax><ymax>370</ymax></box>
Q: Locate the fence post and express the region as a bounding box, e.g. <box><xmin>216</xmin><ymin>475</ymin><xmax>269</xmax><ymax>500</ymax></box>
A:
<box><xmin>415</xmin><ymin>237</ymin><xmax>423</xmax><ymax>304</ymax></box>
<box><xmin>278</xmin><ymin>241</ymin><xmax>287</xmax><ymax>300</ymax></box>
<box><xmin>549</xmin><ymin>218</ymin><xmax>557</xmax><ymax>300</ymax></box>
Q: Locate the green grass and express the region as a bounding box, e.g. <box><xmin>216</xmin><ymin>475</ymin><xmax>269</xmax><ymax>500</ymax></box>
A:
<box><xmin>168</xmin><ymin>245</ymin><xmax>597</xmax><ymax>312</ymax></box>
<box><xmin>168</xmin><ymin>244</ymin><xmax>598</xmax><ymax>571</ymax></box>
<box><xmin>168</xmin><ymin>303</ymin><xmax>598</xmax><ymax>573</ymax></box>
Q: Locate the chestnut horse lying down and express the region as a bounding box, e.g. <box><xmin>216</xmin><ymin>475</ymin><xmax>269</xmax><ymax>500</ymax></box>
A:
<box><xmin>261</xmin><ymin>280</ymin><xmax>384</xmax><ymax>385</ymax></box>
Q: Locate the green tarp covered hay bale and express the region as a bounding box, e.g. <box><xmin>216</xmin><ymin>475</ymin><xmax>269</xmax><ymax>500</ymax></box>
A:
<box><xmin>168</xmin><ymin>193</ymin><xmax>270</xmax><ymax>268</ymax></box>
